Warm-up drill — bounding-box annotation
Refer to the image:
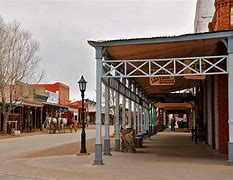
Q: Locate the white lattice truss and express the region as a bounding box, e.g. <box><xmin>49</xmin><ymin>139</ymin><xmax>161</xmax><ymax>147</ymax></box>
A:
<box><xmin>102</xmin><ymin>55</ymin><xmax>228</xmax><ymax>78</ymax></box>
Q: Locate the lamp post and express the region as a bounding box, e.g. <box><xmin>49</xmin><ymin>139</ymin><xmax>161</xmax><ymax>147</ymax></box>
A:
<box><xmin>78</xmin><ymin>75</ymin><xmax>87</xmax><ymax>154</ymax></box>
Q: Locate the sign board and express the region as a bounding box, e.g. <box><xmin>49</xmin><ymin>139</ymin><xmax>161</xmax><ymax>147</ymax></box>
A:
<box><xmin>149</xmin><ymin>70</ymin><xmax>175</xmax><ymax>86</ymax></box>
<box><xmin>161</xmin><ymin>97</ymin><xmax>184</xmax><ymax>103</ymax></box>
<box><xmin>184</xmin><ymin>60</ymin><xmax>206</xmax><ymax>80</ymax></box>
<box><xmin>35</xmin><ymin>87</ymin><xmax>48</xmax><ymax>97</ymax></box>
<box><xmin>47</xmin><ymin>91</ymin><xmax>59</xmax><ymax>104</ymax></box>
<box><xmin>151</xmin><ymin>93</ymin><xmax>195</xmax><ymax>103</ymax></box>
<box><xmin>152</xmin><ymin>93</ymin><xmax>191</xmax><ymax>98</ymax></box>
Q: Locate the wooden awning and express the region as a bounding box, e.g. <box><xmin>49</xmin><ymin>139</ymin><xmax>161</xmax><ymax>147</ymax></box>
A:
<box><xmin>155</xmin><ymin>102</ymin><xmax>193</xmax><ymax>110</ymax></box>
<box><xmin>88</xmin><ymin>30</ymin><xmax>232</xmax><ymax>94</ymax></box>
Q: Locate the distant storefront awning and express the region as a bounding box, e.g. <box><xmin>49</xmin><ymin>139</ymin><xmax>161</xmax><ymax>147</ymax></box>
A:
<box><xmin>43</xmin><ymin>102</ymin><xmax>60</xmax><ymax>106</ymax></box>
<box><xmin>43</xmin><ymin>102</ymin><xmax>69</xmax><ymax>109</ymax></box>
<box><xmin>57</xmin><ymin>108</ymin><xmax>65</xmax><ymax>113</ymax></box>
<box><xmin>155</xmin><ymin>102</ymin><xmax>193</xmax><ymax>110</ymax></box>
<box><xmin>23</xmin><ymin>100</ymin><xmax>43</xmax><ymax>107</ymax></box>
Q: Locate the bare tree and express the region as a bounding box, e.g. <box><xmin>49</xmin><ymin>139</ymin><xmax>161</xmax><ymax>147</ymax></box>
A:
<box><xmin>0</xmin><ymin>16</ymin><xmax>44</xmax><ymax>133</ymax></box>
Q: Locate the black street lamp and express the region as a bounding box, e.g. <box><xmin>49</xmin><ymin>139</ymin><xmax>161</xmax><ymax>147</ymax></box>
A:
<box><xmin>78</xmin><ymin>75</ymin><xmax>87</xmax><ymax>154</ymax></box>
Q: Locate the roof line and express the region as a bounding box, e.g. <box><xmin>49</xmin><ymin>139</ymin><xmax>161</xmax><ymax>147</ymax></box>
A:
<box><xmin>87</xmin><ymin>30</ymin><xmax>233</xmax><ymax>47</ymax></box>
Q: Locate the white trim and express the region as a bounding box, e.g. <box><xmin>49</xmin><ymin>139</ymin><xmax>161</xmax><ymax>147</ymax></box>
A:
<box><xmin>102</xmin><ymin>55</ymin><xmax>228</xmax><ymax>78</ymax></box>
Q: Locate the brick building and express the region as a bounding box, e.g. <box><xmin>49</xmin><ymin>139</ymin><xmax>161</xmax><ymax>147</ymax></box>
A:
<box><xmin>209</xmin><ymin>0</ymin><xmax>233</xmax><ymax>31</ymax></box>
<box><xmin>70</xmin><ymin>100</ymin><xmax>89</xmax><ymax>123</ymax></box>
<box><xmin>37</xmin><ymin>82</ymin><xmax>70</xmax><ymax>106</ymax></box>
<box><xmin>208</xmin><ymin>0</ymin><xmax>233</xmax><ymax>154</ymax></box>
<box><xmin>0</xmin><ymin>82</ymin><xmax>46</xmax><ymax>133</ymax></box>
<box><xmin>0</xmin><ymin>82</ymin><xmax>76</xmax><ymax>133</ymax></box>
<box><xmin>89</xmin><ymin>0</ymin><xmax>233</xmax><ymax>165</ymax></box>
<box><xmin>193</xmin><ymin>0</ymin><xmax>233</xmax><ymax>155</ymax></box>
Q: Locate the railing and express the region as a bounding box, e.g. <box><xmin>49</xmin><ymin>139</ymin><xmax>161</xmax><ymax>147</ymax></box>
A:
<box><xmin>102</xmin><ymin>55</ymin><xmax>228</xmax><ymax>78</ymax></box>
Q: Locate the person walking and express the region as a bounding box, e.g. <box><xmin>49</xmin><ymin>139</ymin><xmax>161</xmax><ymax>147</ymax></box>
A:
<box><xmin>171</xmin><ymin>118</ymin><xmax>176</xmax><ymax>132</ymax></box>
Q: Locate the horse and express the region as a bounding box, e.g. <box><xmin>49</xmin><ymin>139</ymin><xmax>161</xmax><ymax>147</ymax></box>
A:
<box><xmin>46</xmin><ymin>117</ymin><xmax>68</xmax><ymax>133</ymax></box>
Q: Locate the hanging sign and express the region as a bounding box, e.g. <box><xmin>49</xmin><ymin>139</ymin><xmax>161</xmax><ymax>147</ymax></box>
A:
<box><xmin>47</xmin><ymin>91</ymin><xmax>59</xmax><ymax>104</ymax></box>
<box><xmin>184</xmin><ymin>60</ymin><xmax>206</xmax><ymax>80</ymax></box>
<box><xmin>149</xmin><ymin>70</ymin><xmax>175</xmax><ymax>86</ymax></box>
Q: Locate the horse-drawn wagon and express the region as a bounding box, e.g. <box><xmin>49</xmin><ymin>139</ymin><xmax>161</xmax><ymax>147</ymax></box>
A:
<box><xmin>42</xmin><ymin>111</ymin><xmax>80</xmax><ymax>133</ymax></box>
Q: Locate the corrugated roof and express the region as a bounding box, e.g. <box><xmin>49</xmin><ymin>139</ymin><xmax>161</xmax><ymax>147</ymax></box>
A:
<box><xmin>88</xmin><ymin>30</ymin><xmax>233</xmax><ymax>47</ymax></box>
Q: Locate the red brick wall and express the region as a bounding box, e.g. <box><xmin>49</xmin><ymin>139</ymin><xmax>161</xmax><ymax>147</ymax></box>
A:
<box><xmin>208</xmin><ymin>0</ymin><xmax>231</xmax><ymax>155</ymax></box>
<box><xmin>218</xmin><ymin>75</ymin><xmax>229</xmax><ymax>154</ymax></box>
<box><xmin>59</xmin><ymin>84</ymin><xmax>69</xmax><ymax>105</ymax></box>
<box><xmin>37</xmin><ymin>83</ymin><xmax>60</xmax><ymax>93</ymax></box>
<box><xmin>38</xmin><ymin>83</ymin><xmax>70</xmax><ymax>105</ymax></box>
<box><xmin>209</xmin><ymin>0</ymin><xmax>233</xmax><ymax>31</ymax></box>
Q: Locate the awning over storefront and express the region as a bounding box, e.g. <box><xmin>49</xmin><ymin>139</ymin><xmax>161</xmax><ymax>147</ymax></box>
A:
<box><xmin>23</xmin><ymin>100</ymin><xmax>43</xmax><ymax>108</ymax></box>
<box><xmin>89</xmin><ymin>30</ymin><xmax>233</xmax><ymax>165</ymax></box>
<box><xmin>88</xmin><ymin>30</ymin><xmax>232</xmax><ymax>95</ymax></box>
<box><xmin>155</xmin><ymin>102</ymin><xmax>193</xmax><ymax>110</ymax></box>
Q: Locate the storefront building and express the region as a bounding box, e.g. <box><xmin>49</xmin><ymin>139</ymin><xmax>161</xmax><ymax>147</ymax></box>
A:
<box><xmin>89</xmin><ymin>0</ymin><xmax>233</xmax><ymax>165</ymax></box>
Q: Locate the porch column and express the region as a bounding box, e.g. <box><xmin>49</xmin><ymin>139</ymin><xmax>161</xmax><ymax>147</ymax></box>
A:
<box><xmin>150</xmin><ymin>107</ymin><xmax>153</xmax><ymax>133</ymax></box>
<box><xmin>228</xmin><ymin>37</ymin><xmax>233</xmax><ymax>165</ymax></box>
<box><xmin>207</xmin><ymin>76</ymin><xmax>212</xmax><ymax>145</ymax></box>
<box><xmin>27</xmin><ymin>106</ymin><xmax>30</xmax><ymax>132</ymax></box>
<box><xmin>40</xmin><ymin>107</ymin><xmax>43</xmax><ymax>131</ymax></box>
<box><xmin>214</xmin><ymin>75</ymin><xmax>219</xmax><ymax>150</ymax></box>
<box><xmin>149</xmin><ymin>103</ymin><xmax>152</xmax><ymax>135</ymax></box>
<box><xmin>134</xmin><ymin>103</ymin><xmax>137</xmax><ymax>131</ymax></box>
<box><xmin>192</xmin><ymin>108</ymin><xmax>196</xmax><ymax>128</ymax></box>
<box><xmin>163</xmin><ymin>110</ymin><xmax>166</xmax><ymax>130</ymax></box>
<box><xmin>142</xmin><ymin>95</ymin><xmax>145</xmax><ymax>132</ymax></box>
<box><xmin>141</xmin><ymin>106</ymin><xmax>144</xmax><ymax>132</ymax></box>
<box><xmin>137</xmin><ymin>105</ymin><xmax>140</xmax><ymax>132</ymax></box>
<box><xmin>128</xmin><ymin>99</ymin><xmax>132</xmax><ymax>128</ymax></box>
<box><xmin>152</xmin><ymin>107</ymin><xmax>156</xmax><ymax>134</ymax></box>
<box><xmin>139</xmin><ymin>89</ymin><xmax>143</xmax><ymax>132</ymax></box>
<box><xmin>144</xmin><ymin>108</ymin><xmax>147</xmax><ymax>131</ymax></box>
<box><xmin>34</xmin><ymin>107</ymin><xmax>37</xmax><ymax>130</ymax></box>
<box><xmin>136</xmin><ymin>87</ymin><xmax>140</xmax><ymax>132</ymax></box>
<box><xmin>128</xmin><ymin>81</ymin><xmax>132</xmax><ymax>128</ymax></box>
<box><xmin>112</xmin><ymin>89</ymin><xmax>116</xmax><ymax>136</ymax></box>
<box><xmin>20</xmin><ymin>107</ymin><xmax>23</xmax><ymax>132</ymax></box>
<box><xmin>144</xmin><ymin>108</ymin><xmax>146</xmax><ymax>131</ymax></box>
<box><xmin>203</xmin><ymin>81</ymin><xmax>207</xmax><ymax>127</ymax></box>
<box><xmin>133</xmin><ymin>84</ymin><xmax>137</xmax><ymax>131</ymax></box>
<box><xmin>122</xmin><ymin>79</ymin><xmax>126</xmax><ymax>129</ymax></box>
<box><xmin>94</xmin><ymin>47</ymin><xmax>103</xmax><ymax>165</ymax></box>
<box><xmin>104</xmin><ymin>84</ymin><xmax>111</xmax><ymax>155</ymax></box>
<box><xmin>115</xmin><ymin>90</ymin><xmax>121</xmax><ymax>151</ymax></box>
<box><xmin>146</xmin><ymin>108</ymin><xmax>150</xmax><ymax>131</ymax></box>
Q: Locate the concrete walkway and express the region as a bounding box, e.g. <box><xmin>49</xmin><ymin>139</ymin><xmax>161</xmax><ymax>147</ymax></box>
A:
<box><xmin>1</xmin><ymin>130</ymin><xmax>233</xmax><ymax>180</ymax></box>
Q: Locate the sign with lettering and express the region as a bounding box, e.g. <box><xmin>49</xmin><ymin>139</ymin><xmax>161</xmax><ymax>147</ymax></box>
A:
<box><xmin>149</xmin><ymin>70</ymin><xmax>175</xmax><ymax>86</ymax></box>
<box><xmin>184</xmin><ymin>60</ymin><xmax>206</xmax><ymax>80</ymax></box>
<box><xmin>47</xmin><ymin>91</ymin><xmax>59</xmax><ymax>104</ymax></box>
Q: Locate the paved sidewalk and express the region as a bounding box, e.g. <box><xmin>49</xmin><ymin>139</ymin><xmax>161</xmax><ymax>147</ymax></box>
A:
<box><xmin>1</xmin><ymin>131</ymin><xmax>233</xmax><ymax>180</ymax></box>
